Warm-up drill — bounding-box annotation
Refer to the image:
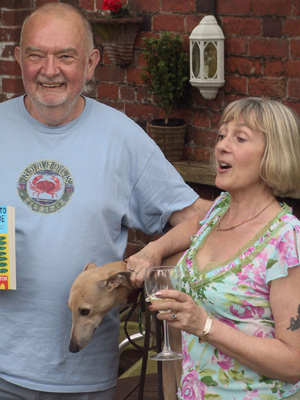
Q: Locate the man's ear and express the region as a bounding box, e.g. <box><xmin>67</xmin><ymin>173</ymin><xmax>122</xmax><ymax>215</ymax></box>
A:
<box><xmin>14</xmin><ymin>46</ymin><xmax>21</xmax><ymax>67</ymax></box>
<box><xmin>99</xmin><ymin>271</ymin><xmax>132</xmax><ymax>292</ymax></box>
<box><xmin>86</xmin><ymin>48</ymin><xmax>100</xmax><ymax>82</ymax></box>
<box><xmin>83</xmin><ymin>262</ymin><xmax>98</xmax><ymax>271</ymax></box>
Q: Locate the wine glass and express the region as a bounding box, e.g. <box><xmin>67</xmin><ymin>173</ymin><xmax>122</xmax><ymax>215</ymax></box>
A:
<box><xmin>144</xmin><ymin>265</ymin><xmax>183</xmax><ymax>361</ymax></box>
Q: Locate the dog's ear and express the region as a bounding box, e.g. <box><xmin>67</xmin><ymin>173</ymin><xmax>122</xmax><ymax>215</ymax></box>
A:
<box><xmin>84</xmin><ymin>262</ymin><xmax>98</xmax><ymax>271</ymax></box>
<box><xmin>98</xmin><ymin>271</ymin><xmax>132</xmax><ymax>292</ymax></box>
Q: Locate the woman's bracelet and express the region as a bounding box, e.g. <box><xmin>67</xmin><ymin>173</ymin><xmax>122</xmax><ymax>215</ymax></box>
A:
<box><xmin>198</xmin><ymin>315</ymin><xmax>213</xmax><ymax>343</ymax></box>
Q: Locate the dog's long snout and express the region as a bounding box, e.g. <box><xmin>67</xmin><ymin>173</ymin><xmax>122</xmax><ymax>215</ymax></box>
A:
<box><xmin>69</xmin><ymin>341</ymin><xmax>80</xmax><ymax>353</ymax></box>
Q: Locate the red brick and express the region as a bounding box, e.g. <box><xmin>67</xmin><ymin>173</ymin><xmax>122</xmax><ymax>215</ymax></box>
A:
<box><xmin>0</xmin><ymin>60</ymin><xmax>21</xmax><ymax>76</ymax></box>
<box><xmin>288</xmin><ymin>80</ymin><xmax>300</xmax><ymax>99</ymax></box>
<box><xmin>285</xmin><ymin>100</ymin><xmax>300</xmax><ymax>116</ymax></box>
<box><xmin>125</xmin><ymin>103</ymin><xmax>157</xmax><ymax>120</ymax></box>
<box><xmin>249</xmin><ymin>38</ymin><xmax>288</xmax><ymax>58</ymax></box>
<box><xmin>248</xmin><ymin>77</ymin><xmax>286</xmax><ymax>98</ymax></box>
<box><xmin>0</xmin><ymin>0</ymin><xmax>31</xmax><ymax>7</ymax></box>
<box><xmin>131</xmin><ymin>0</ymin><xmax>160</xmax><ymax>13</ymax></box>
<box><xmin>211</xmin><ymin>112</ymin><xmax>223</xmax><ymax>129</ymax></box>
<box><xmin>80</xmin><ymin>0</ymin><xmax>95</xmax><ymax>11</ymax></box>
<box><xmin>36</xmin><ymin>0</ymin><xmax>60</xmax><ymax>6</ymax></box>
<box><xmin>222</xmin><ymin>17</ymin><xmax>261</xmax><ymax>36</ymax></box>
<box><xmin>225</xmin><ymin>56</ymin><xmax>261</xmax><ymax>76</ymax></box>
<box><xmin>217</xmin><ymin>0</ymin><xmax>251</xmax><ymax>15</ymax></box>
<box><xmin>94</xmin><ymin>64</ymin><xmax>125</xmax><ymax>82</ymax></box>
<box><xmin>153</xmin><ymin>15</ymin><xmax>185</xmax><ymax>33</ymax></box>
<box><xmin>133</xmin><ymin>33</ymin><xmax>144</xmax><ymax>49</ymax></box>
<box><xmin>120</xmin><ymin>85</ymin><xmax>135</xmax><ymax>101</ymax></box>
<box><xmin>2</xmin><ymin>77</ymin><xmax>24</xmax><ymax>94</ymax></box>
<box><xmin>187</xmin><ymin>128</ymin><xmax>217</xmax><ymax>147</ymax></box>
<box><xmin>193</xmin><ymin>147</ymin><xmax>211</xmax><ymax>162</ymax></box>
<box><xmin>263</xmin><ymin>18</ymin><xmax>282</xmax><ymax>38</ymax></box>
<box><xmin>1</xmin><ymin>44</ymin><xmax>15</xmax><ymax>58</ymax></box>
<box><xmin>284</xmin><ymin>60</ymin><xmax>300</xmax><ymax>79</ymax></box>
<box><xmin>196</xmin><ymin>0</ymin><xmax>216</xmax><ymax>15</ymax></box>
<box><xmin>136</xmin><ymin>85</ymin><xmax>151</xmax><ymax>103</ymax></box>
<box><xmin>136</xmin><ymin>52</ymin><xmax>147</xmax><ymax>69</ymax></box>
<box><xmin>225</xmin><ymin>37</ymin><xmax>247</xmax><ymax>56</ymax></box>
<box><xmin>252</xmin><ymin>0</ymin><xmax>292</xmax><ymax>16</ymax></box>
<box><xmin>101</xmin><ymin>100</ymin><xmax>125</xmax><ymax>113</ymax></box>
<box><xmin>187</xmin><ymin>15</ymin><xmax>204</xmax><ymax>35</ymax></box>
<box><xmin>0</xmin><ymin>27</ymin><xmax>21</xmax><ymax>42</ymax></box>
<box><xmin>182</xmin><ymin>145</ymin><xmax>193</xmax><ymax>161</ymax></box>
<box><xmin>127</xmin><ymin>66</ymin><xmax>144</xmax><ymax>85</ymax></box>
<box><xmin>291</xmin><ymin>40</ymin><xmax>300</xmax><ymax>57</ymax></box>
<box><xmin>224</xmin><ymin>94</ymin><xmax>246</xmax><ymax>106</ymax></box>
<box><xmin>97</xmin><ymin>82</ymin><xmax>119</xmax><ymax>99</ymax></box>
<box><xmin>264</xmin><ymin>59</ymin><xmax>284</xmax><ymax>77</ymax></box>
<box><xmin>193</xmin><ymin>110</ymin><xmax>210</xmax><ymax>128</ymax></box>
<box><xmin>1</xmin><ymin>10</ymin><xmax>29</xmax><ymax>26</ymax></box>
<box><xmin>283</xmin><ymin>18</ymin><xmax>300</xmax><ymax>36</ymax></box>
<box><xmin>224</xmin><ymin>75</ymin><xmax>247</xmax><ymax>95</ymax></box>
<box><xmin>162</xmin><ymin>0</ymin><xmax>195</xmax><ymax>13</ymax></box>
<box><xmin>293</xmin><ymin>1</ymin><xmax>300</xmax><ymax>16</ymax></box>
<box><xmin>172</xmin><ymin>107</ymin><xmax>193</xmax><ymax>123</ymax></box>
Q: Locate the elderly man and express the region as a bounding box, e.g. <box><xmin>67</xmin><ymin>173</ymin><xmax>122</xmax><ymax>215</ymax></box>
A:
<box><xmin>0</xmin><ymin>2</ymin><xmax>210</xmax><ymax>400</ymax></box>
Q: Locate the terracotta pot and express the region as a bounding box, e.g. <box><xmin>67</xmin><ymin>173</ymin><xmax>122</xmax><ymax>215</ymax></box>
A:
<box><xmin>147</xmin><ymin>118</ymin><xmax>187</xmax><ymax>162</ymax></box>
<box><xmin>89</xmin><ymin>16</ymin><xmax>143</xmax><ymax>66</ymax></box>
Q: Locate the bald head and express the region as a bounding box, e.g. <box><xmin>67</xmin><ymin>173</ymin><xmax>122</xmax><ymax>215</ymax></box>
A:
<box><xmin>20</xmin><ymin>3</ymin><xmax>94</xmax><ymax>54</ymax></box>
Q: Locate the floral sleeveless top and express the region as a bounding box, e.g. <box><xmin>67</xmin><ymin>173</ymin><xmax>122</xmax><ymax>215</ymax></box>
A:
<box><xmin>177</xmin><ymin>193</ymin><xmax>300</xmax><ymax>400</ymax></box>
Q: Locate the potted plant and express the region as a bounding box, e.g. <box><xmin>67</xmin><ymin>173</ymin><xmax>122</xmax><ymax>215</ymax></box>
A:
<box><xmin>141</xmin><ymin>33</ymin><xmax>190</xmax><ymax>161</ymax></box>
<box><xmin>88</xmin><ymin>0</ymin><xmax>143</xmax><ymax>67</ymax></box>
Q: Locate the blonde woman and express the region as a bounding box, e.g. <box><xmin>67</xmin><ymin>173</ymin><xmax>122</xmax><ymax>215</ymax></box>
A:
<box><xmin>128</xmin><ymin>98</ymin><xmax>300</xmax><ymax>399</ymax></box>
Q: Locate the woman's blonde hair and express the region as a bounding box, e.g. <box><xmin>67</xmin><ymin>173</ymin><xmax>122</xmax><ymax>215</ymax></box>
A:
<box><xmin>218</xmin><ymin>97</ymin><xmax>300</xmax><ymax>197</ymax></box>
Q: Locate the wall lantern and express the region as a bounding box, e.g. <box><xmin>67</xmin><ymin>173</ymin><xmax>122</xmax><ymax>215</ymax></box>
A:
<box><xmin>189</xmin><ymin>15</ymin><xmax>225</xmax><ymax>100</ymax></box>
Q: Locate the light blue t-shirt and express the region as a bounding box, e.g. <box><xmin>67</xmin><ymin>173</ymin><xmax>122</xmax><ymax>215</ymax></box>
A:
<box><xmin>0</xmin><ymin>96</ymin><xmax>198</xmax><ymax>392</ymax></box>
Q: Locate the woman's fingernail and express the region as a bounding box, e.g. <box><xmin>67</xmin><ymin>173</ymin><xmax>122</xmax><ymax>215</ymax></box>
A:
<box><xmin>155</xmin><ymin>291</ymin><xmax>162</xmax><ymax>297</ymax></box>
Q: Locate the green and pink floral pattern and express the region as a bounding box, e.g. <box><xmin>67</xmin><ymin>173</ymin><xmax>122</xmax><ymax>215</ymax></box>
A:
<box><xmin>177</xmin><ymin>193</ymin><xmax>300</xmax><ymax>400</ymax></box>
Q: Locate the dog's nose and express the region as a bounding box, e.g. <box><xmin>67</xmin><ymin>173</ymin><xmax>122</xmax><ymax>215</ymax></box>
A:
<box><xmin>69</xmin><ymin>342</ymin><xmax>80</xmax><ymax>353</ymax></box>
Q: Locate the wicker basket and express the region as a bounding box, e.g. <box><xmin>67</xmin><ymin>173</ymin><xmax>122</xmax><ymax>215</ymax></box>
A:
<box><xmin>147</xmin><ymin>119</ymin><xmax>187</xmax><ymax>162</ymax></box>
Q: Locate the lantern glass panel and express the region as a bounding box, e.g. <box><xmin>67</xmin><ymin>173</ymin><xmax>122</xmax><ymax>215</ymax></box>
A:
<box><xmin>192</xmin><ymin>41</ymin><xmax>200</xmax><ymax>78</ymax></box>
<box><xmin>204</xmin><ymin>41</ymin><xmax>217</xmax><ymax>79</ymax></box>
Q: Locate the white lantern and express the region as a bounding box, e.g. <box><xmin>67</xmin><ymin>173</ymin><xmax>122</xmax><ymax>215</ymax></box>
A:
<box><xmin>189</xmin><ymin>15</ymin><xmax>225</xmax><ymax>100</ymax></box>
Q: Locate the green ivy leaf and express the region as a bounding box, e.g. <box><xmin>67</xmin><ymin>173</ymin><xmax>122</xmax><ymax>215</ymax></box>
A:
<box><xmin>266</xmin><ymin>259</ymin><xmax>277</xmax><ymax>269</ymax></box>
<box><xmin>201</xmin><ymin>376</ymin><xmax>218</xmax><ymax>387</ymax></box>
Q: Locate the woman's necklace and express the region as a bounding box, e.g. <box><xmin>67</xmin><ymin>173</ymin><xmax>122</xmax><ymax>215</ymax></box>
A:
<box><xmin>216</xmin><ymin>198</ymin><xmax>276</xmax><ymax>232</ymax></box>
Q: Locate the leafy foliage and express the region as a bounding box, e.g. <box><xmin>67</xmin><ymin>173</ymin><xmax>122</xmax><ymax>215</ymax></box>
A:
<box><xmin>141</xmin><ymin>33</ymin><xmax>190</xmax><ymax>124</ymax></box>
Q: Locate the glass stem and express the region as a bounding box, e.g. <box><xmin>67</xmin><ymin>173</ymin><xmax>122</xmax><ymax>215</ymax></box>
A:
<box><xmin>162</xmin><ymin>320</ymin><xmax>171</xmax><ymax>352</ymax></box>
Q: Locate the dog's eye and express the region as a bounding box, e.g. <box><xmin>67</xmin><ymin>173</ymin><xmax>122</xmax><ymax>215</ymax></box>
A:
<box><xmin>79</xmin><ymin>308</ymin><xmax>90</xmax><ymax>316</ymax></box>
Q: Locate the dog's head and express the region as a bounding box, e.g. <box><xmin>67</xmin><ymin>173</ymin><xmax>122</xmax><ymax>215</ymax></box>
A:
<box><xmin>68</xmin><ymin>261</ymin><xmax>132</xmax><ymax>353</ymax></box>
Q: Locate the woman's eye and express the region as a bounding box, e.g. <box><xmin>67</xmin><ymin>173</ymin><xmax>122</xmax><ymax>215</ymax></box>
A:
<box><xmin>217</xmin><ymin>133</ymin><xmax>225</xmax><ymax>141</ymax></box>
<box><xmin>237</xmin><ymin>136</ymin><xmax>246</xmax><ymax>143</ymax></box>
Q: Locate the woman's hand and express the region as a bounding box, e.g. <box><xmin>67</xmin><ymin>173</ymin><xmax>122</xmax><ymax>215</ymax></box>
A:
<box><xmin>126</xmin><ymin>242</ymin><xmax>163</xmax><ymax>288</ymax></box>
<box><xmin>148</xmin><ymin>289</ymin><xmax>207</xmax><ymax>338</ymax></box>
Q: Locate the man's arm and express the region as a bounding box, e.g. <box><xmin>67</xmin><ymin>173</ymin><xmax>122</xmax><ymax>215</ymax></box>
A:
<box><xmin>168</xmin><ymin>197</ymin><xmax>212</xmax><ymax>226</ymax></box>
<box><xmin>126</xmin><ymin>198</ymin><xmax>213</xmax><ymax>287</ymax></box>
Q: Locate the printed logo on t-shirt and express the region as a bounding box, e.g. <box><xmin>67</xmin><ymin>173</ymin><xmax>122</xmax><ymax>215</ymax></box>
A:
<box><xmin>17</xmin><ymin>160</ymin><xmax>75</xmax><ymax>214</ymax></box>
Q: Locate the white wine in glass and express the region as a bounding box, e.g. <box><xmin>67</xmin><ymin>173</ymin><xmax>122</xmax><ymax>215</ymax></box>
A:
<box><xmin>144</xmin><ymin>265</ymin><xmax>183</xmax><ymax>361</ymax></box>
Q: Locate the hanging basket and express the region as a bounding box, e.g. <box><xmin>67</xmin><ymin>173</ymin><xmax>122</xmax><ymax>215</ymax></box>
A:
<box><xmin>147</xmin><ymin>119</ymin><xmax>187</xmax><ymax>162</ymax></box>
<box><xmin>89</xmin><ymin>16</ymin><xmax>143</xmax><ymax>67</ymax></box>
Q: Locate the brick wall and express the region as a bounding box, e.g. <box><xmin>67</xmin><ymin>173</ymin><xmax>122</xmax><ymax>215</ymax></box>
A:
<box><xmin>1</xmin><ymin>0</ymin><xmax>300</xmax><ymax>161</ymax></box>
<box><xmin>1</xmin><ymin>0</ymin><xmax>300</xmax><ymax>254</ymax></box>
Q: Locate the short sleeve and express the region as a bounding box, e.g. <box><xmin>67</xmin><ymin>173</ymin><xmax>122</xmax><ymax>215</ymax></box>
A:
<box><xmin>126</xmin><ymin>146</ymin><xmax>198</xmax><ymax>234</ymax></box>
<box><xmin>265</xmin><ymin>222</ymin><xmax>300</xmax><ymax>284</ymax></box>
